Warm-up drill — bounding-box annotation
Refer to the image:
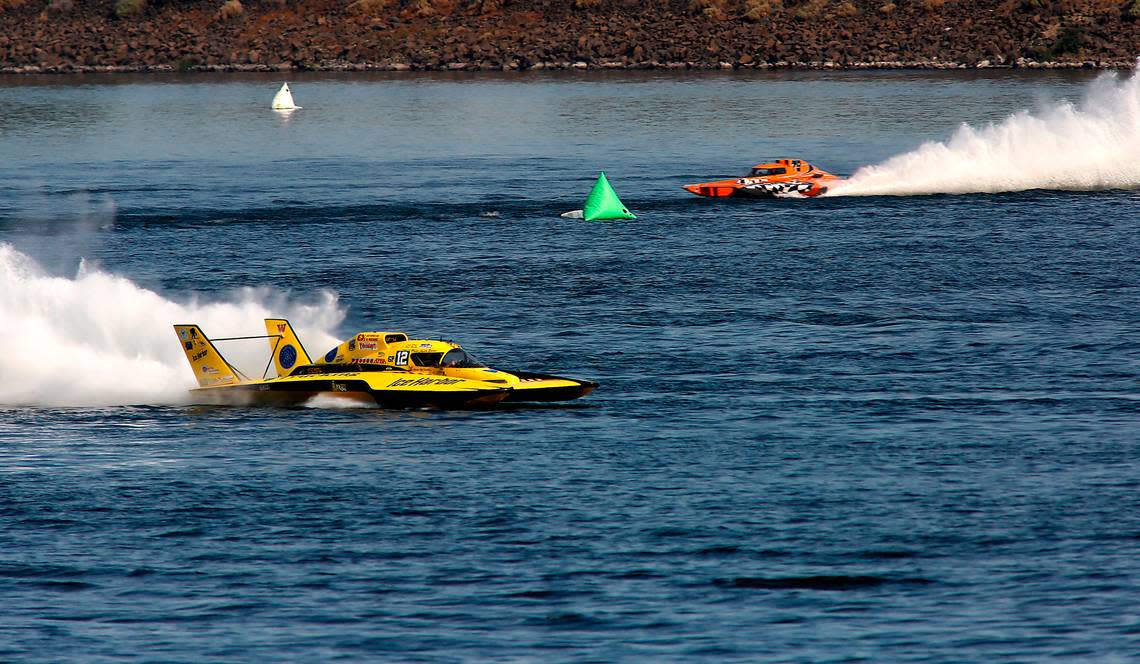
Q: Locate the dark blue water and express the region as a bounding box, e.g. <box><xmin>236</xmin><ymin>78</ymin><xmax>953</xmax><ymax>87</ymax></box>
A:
<box><xmin>2</xmin><ymin>70</ymin><xmax>1140</xmax><ymax>661</ymax></box>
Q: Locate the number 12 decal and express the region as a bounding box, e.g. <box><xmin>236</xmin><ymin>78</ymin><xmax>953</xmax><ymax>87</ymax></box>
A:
<box><xmin>395</xmin><ymin>350</ymin><xmax>409</xmax><ymax>366</ymax></box>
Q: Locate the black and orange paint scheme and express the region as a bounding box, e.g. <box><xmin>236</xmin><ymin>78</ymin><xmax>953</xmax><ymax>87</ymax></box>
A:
<box><xmin>684</xmin><ymin>159</ymin><xmax>841</xmax><ymax>198</ymax></box>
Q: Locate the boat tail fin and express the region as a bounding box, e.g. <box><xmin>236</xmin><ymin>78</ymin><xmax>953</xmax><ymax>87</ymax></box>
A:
<box><xmin>583</xmin><ymin>171</ymin><xmax>636</xmax><ymax>221</ymax></box>
<box><xmin>264</xmin><ymin>318</ymin><xmax>313</xmax><ymax>377</ymax></box>
<box><xmin>173</xmin><ymin>324</ymin><xmax>244</xmax><ymax>388</ymax></box>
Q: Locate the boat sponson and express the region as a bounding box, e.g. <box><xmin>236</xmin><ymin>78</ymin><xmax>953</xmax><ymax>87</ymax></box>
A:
<box><xmin>500</xmin><ymin>371</ymin><xmax>598</xmax><ymax>402</ymax></box>
<box><xmin>192</xmin><ymin>378</ymin><xmax>510</xmax><ymax>408</ymax></box>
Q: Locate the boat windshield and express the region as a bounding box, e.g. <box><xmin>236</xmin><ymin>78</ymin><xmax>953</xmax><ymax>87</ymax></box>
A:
<box><xmin>440</xmin><ymin>349</ymin><xmax>486</xmax><ymax>368</ymax></box>
<box><xmin>411</xmin><ymin>352</ymin><xmax>443</xmax><ymax>367</ymax></box>
<box><xmin>750</xmin><ymin>167</ymin><xmax>787</xmax><ymax>176</ymax></box>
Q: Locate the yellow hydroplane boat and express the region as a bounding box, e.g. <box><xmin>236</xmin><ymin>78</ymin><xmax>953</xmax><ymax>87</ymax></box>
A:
<box><xmin>174</xmin><ymin>319</ymin><xmax>597</xmax><ymax>408</ymax></box>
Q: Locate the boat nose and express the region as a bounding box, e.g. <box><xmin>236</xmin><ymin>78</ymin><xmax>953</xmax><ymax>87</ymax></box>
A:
<box><xmin>683</xmin><ymin>184</ymin><xmax>700</xmax><ymax>194</ymax></box>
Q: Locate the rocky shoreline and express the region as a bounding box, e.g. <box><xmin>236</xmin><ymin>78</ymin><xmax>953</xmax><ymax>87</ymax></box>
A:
<box><xmin>3</xmin><ymin>59</ymin><xmax>1131</xmax><ymax>75</ymax></box>
<box><xmin>1</xmin><ymin>0</ymin><xmax>1137</xmax><ymax>74</ymax></box>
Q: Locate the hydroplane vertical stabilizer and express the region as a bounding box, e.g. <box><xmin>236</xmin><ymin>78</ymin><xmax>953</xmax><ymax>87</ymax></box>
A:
<box><xmin>264</xmin><ymin>318</ymin><xmax>313</xmax><ymax>377</ymax></box>
<box><xmin>173</xmin><ymin>324</ymin><xmax>245</xmax><ymax>387</ymax></box>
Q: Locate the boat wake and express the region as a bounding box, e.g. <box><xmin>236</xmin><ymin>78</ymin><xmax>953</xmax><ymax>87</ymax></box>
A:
<box><xmin>0</xmin><ymin>243</ymin><xmax>343</xmax><ymax>407</ymax></box>
<box><xmin>831</xmin><ymin>65</ymin><xmax>1140</xmax><ymax>197</ymax></box>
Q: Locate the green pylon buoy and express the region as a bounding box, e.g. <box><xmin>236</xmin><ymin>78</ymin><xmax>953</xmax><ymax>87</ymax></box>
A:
<box><xmin>583</xmin><ymin>171</ymin><xmax>636</xmax><ymax>221</ymax></box>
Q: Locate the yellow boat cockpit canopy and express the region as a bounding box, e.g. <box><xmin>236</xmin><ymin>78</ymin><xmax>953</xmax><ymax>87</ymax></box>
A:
<box><xmin>314</xmin><ymin>332</ymin><xmax>486</xmax><ymax>370</ymax></box>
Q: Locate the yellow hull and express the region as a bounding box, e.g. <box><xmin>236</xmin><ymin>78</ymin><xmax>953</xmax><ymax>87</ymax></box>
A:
<box><xmin>189</xmin><ymin>369</ymin><xmax>510</xmax><ymax>408</ymax></box>
<box><xmin>175</xmin><ymin>321</ymin><xmax>597</xmax><ymax>408</ymax></box>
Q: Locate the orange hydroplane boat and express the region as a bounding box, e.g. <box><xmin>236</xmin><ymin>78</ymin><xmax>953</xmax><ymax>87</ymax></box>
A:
<box><xmin>684</xmin><ymin>159</ymin><xmax>841</xmax><ymax>198</ymax></box>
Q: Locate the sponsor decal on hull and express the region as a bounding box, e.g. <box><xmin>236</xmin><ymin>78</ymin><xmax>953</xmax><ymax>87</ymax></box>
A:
<box><xmin>742</xmin><ymin>181</ymin><xmax>816</xmax><ymax>195</ymax></box>
<box><xmin>389</xmin><ymin>377</ymin><xmax>464</xmax><ymax>387</ymax></box>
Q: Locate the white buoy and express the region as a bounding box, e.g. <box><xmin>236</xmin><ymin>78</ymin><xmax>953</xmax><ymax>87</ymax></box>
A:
<box><xmin>272</xmin><ymin>82</ymin><xmax>299</xmax><ymax>110</ymax></box>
